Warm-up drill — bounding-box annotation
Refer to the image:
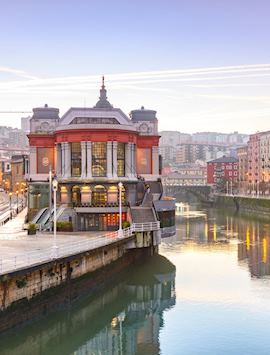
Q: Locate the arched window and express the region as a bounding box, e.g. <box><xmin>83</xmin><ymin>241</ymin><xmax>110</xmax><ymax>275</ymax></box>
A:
<box><xmin>92</xmin><ymin>185</ymin><xmax>107</xmax><ymax>205</ymax></box>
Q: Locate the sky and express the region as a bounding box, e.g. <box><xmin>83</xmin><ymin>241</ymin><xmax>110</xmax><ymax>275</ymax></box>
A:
<box><xmin>0</xmin><ymin>0</ymin><xmax>270</xmax><ymax>134</ymax></box>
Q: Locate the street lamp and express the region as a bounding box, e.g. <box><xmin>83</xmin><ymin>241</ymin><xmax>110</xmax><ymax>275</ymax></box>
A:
<box><xmin>9</xmin><ymin>192</ymin><xmax>12</xmax><ymax>220</ymax></box>
<box><xmin>16</xmin><ymin>190</ymin><xmax>19</xmax><ymax>214</ymax></box>
<box><xmin>118</xmin><ymin>182</ymin><xmax>123</xmax><ymax>237</ymax></box>
<box><xmin>20</xmin><ymin>188</ymin><xmax>24</xmax><ymax>208</ymax></box>
<box><xmin>226</xmin><ymin>181</ymin><xmax>229</xmax><ymax>196</ymax></box>
<box><xmin>51</xmin><ymin>177</ymin><xmax>58</xmax><ymax>258</ymax></box>
<box><xmin>48</xmin><ymin>167</ymin><xmax>52</xmax><ymax>232</ymax></box>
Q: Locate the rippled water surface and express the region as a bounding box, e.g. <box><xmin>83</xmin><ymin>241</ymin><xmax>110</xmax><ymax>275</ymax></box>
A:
<box><xmin>1</xmin><ymin>205</ymin><xmax>270</xmax><ymax>354</ymax></box>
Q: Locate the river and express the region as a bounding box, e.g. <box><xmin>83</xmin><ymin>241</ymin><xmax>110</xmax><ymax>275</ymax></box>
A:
<box><xmin>1</xmin><ymin>204</ymin><xmax>270</xmax><ymax>354</ymax></box>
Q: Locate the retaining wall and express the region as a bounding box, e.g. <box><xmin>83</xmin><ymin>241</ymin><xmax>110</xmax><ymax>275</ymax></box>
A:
<box><xmin>0</xmin><ymin>236</ymin><xmax>155</xmax><ymax>333</ymax></box>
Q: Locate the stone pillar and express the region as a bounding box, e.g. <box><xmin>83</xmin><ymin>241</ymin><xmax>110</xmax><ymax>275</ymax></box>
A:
<box><xmin>81</xmin><ymin>141</ymin><xmax>87</xmax><ymax>179</ymax></box>
<box><xmin>61</xmin><ymin>143</ymin><xmax>65</xmax><ymax>178</ymax></box>
<box><xmin>130</xmin><ymin>143</ymin><xmax>136</xmax><ymax>178</ymax></box>
<box><xmin>66</xmin><ymin>185</ymin><xmax>72</xmax><ymax>206</ymax></box>
<box><xmin>112</xmin><ymin>141</ymin><xmax>118</xmax><ymax>178</ymax></box>
<box><xmin>107</xmin><ymin>141</ymin><xmax>113</xmax><ymax>178</ymax></box>
<box><xmin>125</xmin><ymin>143</ymin><xmax>132</xmax><ymax>178</ymax></box>
<box><xmin>86</xmin><ymin>142</ymin><xmax>92</xmax><ymax>178</ymax></box>
<box><xmin>56</xmin><ymin>144</ymin><xmax>62</xmax><ymax>177</ymax></box>
<box><xmin>152</xmin><ymin>146</ymin><xmax>159</xmax><ymax>176</ymax></box>
<box><xmin>29</xmin><ymin>146</ymin><xmax>37</xmax><ymax>175</ymax></box>
<box><xmin>63</xmin><ymin>142</ymin><xmax>71</xmax><ymax>178</ymax></box>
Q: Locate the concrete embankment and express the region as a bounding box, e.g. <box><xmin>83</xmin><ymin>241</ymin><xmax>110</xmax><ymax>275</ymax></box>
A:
<box><xmin>0</xmin><ymin>235</ymin><xmax>156</xmax><ymax>333</ymax></box>
<box><xmin>214</xmin><ymin>195</ymin><xmax>270</xmax><ymax>218</ymax></box>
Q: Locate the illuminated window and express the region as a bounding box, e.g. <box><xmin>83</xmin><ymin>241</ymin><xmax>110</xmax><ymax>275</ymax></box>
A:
<box><xmin>117</xmin><ymin>143</ymin><xmax>125</xmax><ymax>177</ymax></box>
<box><xmin>92</xmin><ymin>185</ymin><xmax>107</xmax><ymax>205</ymax></box>
<box><xmin>92</xmin><ymin>142</ymin><xmax>107</xmax><ymax>177</ymax></box>
<box><xmin>71</xmin><ymin>143</ymin><xmax>81</xmax><ymax>177</ymax></box>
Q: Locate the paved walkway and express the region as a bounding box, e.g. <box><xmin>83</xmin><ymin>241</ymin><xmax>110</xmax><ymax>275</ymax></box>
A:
<box><xmin>0</xmin><ymin>210</ymin><xmax>132</xmax><ymax>275</ymax></box>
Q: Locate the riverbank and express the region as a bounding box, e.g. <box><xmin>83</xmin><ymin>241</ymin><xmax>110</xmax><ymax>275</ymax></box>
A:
<box><xmin>0</xmin><ymin>241</ymin><xmax>155</xmax><ymax>333</ymax></box>
<box><xmin>214</xmin><ymin>194</ymin><xmax>270</xmax><ymax>219</ymax></box>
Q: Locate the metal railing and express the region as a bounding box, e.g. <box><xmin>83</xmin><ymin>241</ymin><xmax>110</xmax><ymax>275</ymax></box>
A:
<box><xmin>0</xmin><ymin>222</ymin><xmax>160</xmax><ymax>275</ymax></box>
<box><xmin>132</xmin><ymin>221</ymin><xmax>160</xmax><ymax>232</ymax></box>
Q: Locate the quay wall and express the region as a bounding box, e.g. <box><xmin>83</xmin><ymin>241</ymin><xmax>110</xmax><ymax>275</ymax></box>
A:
<box><xmin>214</xmin><ymin>195</ymin><xmax>270</xmax><ymax>217</ymax></box>
<box><xmin>0</xmin><ymin>236</ymin><xmax>156</xmax><ymax>333</ymax></box>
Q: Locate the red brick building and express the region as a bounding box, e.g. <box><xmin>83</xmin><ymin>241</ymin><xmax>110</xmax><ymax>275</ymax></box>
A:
<box><xmin>207</xmin><ymin>156</ymin><xmax>238</xmax><ymax>188</ymax></box>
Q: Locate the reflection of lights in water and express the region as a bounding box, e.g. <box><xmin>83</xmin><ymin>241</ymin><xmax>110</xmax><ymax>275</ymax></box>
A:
<box><xmin>213</xmin><ymin>224</ymin><xmax>217</xmax><ymax>241</ymax></box>
<box><xmin>205</xmin><ymin>222</ymin><xmax>208</xmax><ymax>240</ymax></box>
<box><xmin>186</xmin><ymin>220</ymin><xmax>190</xmax><ymax>238</ymax></box>
<box><xmin>176</xmin><ymin>203</ymin><xmax>206</xmax><ymax>219</ymax></box>
<box><xmin>246</xmin><ymin>227</ymin><xmax>250</xmax><ymax>251</ymax></box>
<box><xmin>263</xmin><ymin>238</ymin><xmax>267</xmax><ymax>264</ymax></box>
<box><xmin>111</xmin><ymin>317</ymin><xmax>118</xmax><ymax>328</ymax></box>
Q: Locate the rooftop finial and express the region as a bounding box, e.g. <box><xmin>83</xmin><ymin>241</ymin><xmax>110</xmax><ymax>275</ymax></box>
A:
<box><xmin>94</xmin><ymin>75</ymin><xmax>113</xmax><ymax>109</ymax></box>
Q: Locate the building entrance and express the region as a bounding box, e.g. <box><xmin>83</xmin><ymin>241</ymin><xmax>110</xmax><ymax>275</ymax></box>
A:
<box><xmin>78</xmin><ymin>212</ymin><xmax>127</xmax><ymax>231</ymax></box>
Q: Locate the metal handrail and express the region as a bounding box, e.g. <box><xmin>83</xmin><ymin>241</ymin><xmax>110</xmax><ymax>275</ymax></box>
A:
<box><xmin>0</xmin><ymin>221</ymin><xmax>160</xmax><ymax>275</ymax></box>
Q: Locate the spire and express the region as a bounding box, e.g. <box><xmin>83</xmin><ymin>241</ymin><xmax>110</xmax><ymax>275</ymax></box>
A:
<box><xmin>94</xmin><ymin>76</ymin><xmax>113</xmax><ymax>109</ymax></box>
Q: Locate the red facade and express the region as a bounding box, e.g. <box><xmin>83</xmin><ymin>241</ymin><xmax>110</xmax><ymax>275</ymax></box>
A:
<box><xmin>207</xmin><ymin>160</ymin><xmax>239</xmax><ymax>184</ymax></box>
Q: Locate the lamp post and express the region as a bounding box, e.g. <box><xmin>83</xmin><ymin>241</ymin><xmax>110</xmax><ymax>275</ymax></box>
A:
<box><xmin>49</xmin><ymin>167</ymin><xmax>52</xmax><ymax>232</ymax></box>
<box><xmin>9</xmin><ymin>192</ymin><xmax>12</xmax><ymax>220</ymax></box>
<box><xmin>230</xmin><ymin>180</ymin><xmax>233</xmax><ymax>196</ymax></box>
<box><xmin>118</xmin><ymin>182</ymin><xmax>123</xmax><ymax>237</ymax></box>
<box><xmin>20</xmin><ymin>188</ymin><xmax>24</xmax><ymax>208</ymax></box>
<box><xmin>226</xmin><ymin>180</ymin><xmax>229</xmax><ymax>196</ymax></box>
<box><xmin>51</xmin><ymin>178</ymin><xmax>58</xmax><ymax>258</ymax></box>
<box><xmin>16</xmin><ymin>190</ymin><xmax>19</xmax><ymax>214</ymax></box>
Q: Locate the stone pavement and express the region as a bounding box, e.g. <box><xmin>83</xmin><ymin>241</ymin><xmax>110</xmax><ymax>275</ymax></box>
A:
<box><xmin>0</xmin><ymin>209</ymin><xmax>117</xmax><ymax>263</ymax></box>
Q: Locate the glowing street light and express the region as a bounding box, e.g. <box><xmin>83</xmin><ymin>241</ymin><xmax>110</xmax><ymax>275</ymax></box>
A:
<box><xmin>118</xmin><ymin>182</ymin><xmax>123</xmax><ymax>238</ymax></box>
<box><xmin>9</xmin><ymin>192</ymin><xmax>12</xmax><ymax>220</ymax></box>
<box><xmin>16</xmin><ymin>190</ymin><xmax>19</xmax><ymax>214</ymax></box>
<box><xmin>51</xmin><ymin>177</ymin><xmax>59</xmax><ymax>258</ymax></box>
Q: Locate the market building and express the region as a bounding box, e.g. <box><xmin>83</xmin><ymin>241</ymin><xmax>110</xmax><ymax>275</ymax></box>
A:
<box><xmin>27</xmin><ymin>79</ymin><xmax>174</xmax><ymax>233</ymax></box>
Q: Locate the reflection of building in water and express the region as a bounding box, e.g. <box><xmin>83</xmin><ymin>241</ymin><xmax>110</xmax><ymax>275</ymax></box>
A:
<box><xmin>175</xmin><ymin>207</ymin><xmax>241</xmax><ymax>244</ymax></box>
<box><xmin>238</xmin><ymin>221</ymin><xmax>270</xmax><ymax>278</ymax></box>
<box><xmin>0</xmin><ymin>255</ymin><xmax>175</xmax><ymax>355</ymax></box>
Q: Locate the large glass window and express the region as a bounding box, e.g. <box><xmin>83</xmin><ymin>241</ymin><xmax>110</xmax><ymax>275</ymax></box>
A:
<box><xmin>92</xmin><ymin>142</ymin><xmax>107</xmax><ymax>177</ymax></box>
<box><xmin>71</xmin><ymin>143</ymin><xmax>81</xmax><ymax>177</ymax></box>
<box><xmin>117</xmin><ymin>143</ymin><xmax>125</xmax><ymax>177</ymax></box>
<box><xmin>92</xmin><ymin>185</ymin><xmax>107</xmax><ymax>205</ymax></box>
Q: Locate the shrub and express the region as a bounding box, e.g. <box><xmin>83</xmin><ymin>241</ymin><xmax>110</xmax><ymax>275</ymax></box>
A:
<box><xmin>56</xmin><ymin>221</ymin><xmax>73</xmax><ymax>232</ymax></box>
<box><xmin>16</xmin><ymin>278</ymin><xmax>27</xmax><ymax>289</ymax></box>
<box><xmin>122</xmin><ymin>220</ymin><xmax>130</xmax><ymax>229</ymax></box>
<box><xmin>28</xmin><ymin>223</ymin><xmax>37</xmax><ymax>231</ymax></box>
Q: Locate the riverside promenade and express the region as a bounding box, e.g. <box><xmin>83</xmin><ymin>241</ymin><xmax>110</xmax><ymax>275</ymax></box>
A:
<box><xmin>0</xmin><ymin>209</ymin><xmax>159</xmax><ymax>275</ymax></box>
